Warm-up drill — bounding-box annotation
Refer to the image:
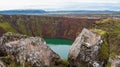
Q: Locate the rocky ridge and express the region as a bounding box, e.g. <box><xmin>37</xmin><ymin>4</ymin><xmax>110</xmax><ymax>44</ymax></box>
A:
<box><xmin>68</xmin><ymin>28</ymin><xmax>106</xmax><ymax>67</ymax></box>
<box><xmin>0</xmin><ymin>28</ymin><xmax>118</xmax><ymax>67</ymax></box>
<box><xmin>0</xmin><ymin>32</ymin><xmax>62</xmax><ymax>67</ymax></box>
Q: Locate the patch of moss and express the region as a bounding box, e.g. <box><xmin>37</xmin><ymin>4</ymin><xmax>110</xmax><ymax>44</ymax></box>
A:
<box><xmin>61</xmin><ymin>59</ymin><xmax>69</xmax><ymax>66</ymax></box>
<box><xmin>52</xmin><ymin>59</ymin><xmax>69</xmax><ymax>67</ymax></box>
<box><xmin>93</xmin><ymin>18</ymin><xmax>120</xmax><ymax>67</ymax></box>
<box><xmin>109</xmin><ymin>44</ymin><xmax>118</xmax><ymax>59</ymax></box>
<box><xmin>99</xmin><ymin>37</ymin><xmax>109</xmax><ymax>60</ymax></box>
<box><xmin>31</xmin><ymin>41</ymin><xmax>36</xmax><ymax>46</ymax></box>
<box><xmin>106</xmin><ymin>61</ymin><xmax>111</xmax><ymax>67</ymax></box>
<box><xmin>0</xmin><ymin>22</ymin><xmax>17</xmax><ymax>33</ymax></box>
<box><xmin>96</xmin><ymin>18</ymin><xmax>114</xmax><ymax>24</ymax></box>
<box><xmin>0</xmin><ymin>15</ymin><xmax>3</xmax><ymax>18</ymax></box>
<box><xmin>1</xmin><ymin>56</ymin><xmax>32</xmax><ymax>67</ymax></box>
<box><xmin>90</xmin><ymin>29</ymin><xmax>106</xmax><ymax>35</ymax></box>
<box><xmin>91</xmin><ymin>29</ymin><xmax>109</xmax><ymax>62</ymax></box>
<box><xmin>17</xmin><ymin>21</ymin><xmax>28</xmax><ymax>35</ymax></box>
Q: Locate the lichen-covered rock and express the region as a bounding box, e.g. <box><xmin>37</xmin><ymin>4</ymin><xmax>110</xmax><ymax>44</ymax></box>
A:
<box><xmin>0</xmin><ymin>32</ymin><xmax>27</xmax><ymax>56</ymax></box>
<box><xmin>0</xmin><ymin>32</ymin><xmax>61</xmax><ymax>67</ymax></box>
<box><xmin>0</xmin><ymin>60</ymin><xmax>6</xmax><ymax>67</ymax></box>
<box><xmin>68</xmin><ymin>28</ymin><xmax>105</xmax><ymax>67</ymax></box>
<box><xmin>110</xmin><ymin>56</ymin><xmax>120</xmax><ymax>67</ymax></box>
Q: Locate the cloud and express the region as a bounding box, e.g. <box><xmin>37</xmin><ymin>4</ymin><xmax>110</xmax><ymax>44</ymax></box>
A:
<box><xmin>0</xmin><ymin>0</ymin><xmax>120</xmax><ymax>11</ymax></box>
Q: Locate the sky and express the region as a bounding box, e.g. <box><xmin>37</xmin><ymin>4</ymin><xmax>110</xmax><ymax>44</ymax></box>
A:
<box><xmin>0</xmin><ymin>0</ymin><xmax>120</xmax><ymax>11</ymax></box>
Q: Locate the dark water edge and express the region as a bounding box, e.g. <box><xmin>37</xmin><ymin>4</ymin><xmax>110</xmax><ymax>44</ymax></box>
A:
<box><xmin>45</xmin><ymin>38</ymin><xmax>73</xmax><ymax>45</ymax></box>
<box><xmin>44</xmin><ymin>38</ymin><xmax>73</xmax><ymax>59</ymax></box>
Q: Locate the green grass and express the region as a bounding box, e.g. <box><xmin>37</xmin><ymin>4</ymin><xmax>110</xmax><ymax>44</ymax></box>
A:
<box><xmin>17</xmin><ymin>21</ymin><xmax>28</xmax><ymax>35</ymax></box>
<box><xmin>99</xmin><ymin>37</ymin><xmax>109</xmax><ymax>61</ymax></box>
<box><xmin>90</xmin><ymin>29</ymin><xmax>106</xmax><ymax>35</ymax></box>
<box><xmin>91</xmin><ymin>28</ymin><xmax>109</xmax><ymax>61</ymax></box>
<box><xmin>0</xmin><ymin>22</ymin><xmax>17</xmax><ymax>33</ymax></box>
<box><xmin>106</xmin><ymin>61</ymin><xmax>111</xmax><ymax>67</ymax></box>
<box><xmin>94</xmin><ymin>18</ymin><xmax>120</xmax><ymax>59</ymax></box>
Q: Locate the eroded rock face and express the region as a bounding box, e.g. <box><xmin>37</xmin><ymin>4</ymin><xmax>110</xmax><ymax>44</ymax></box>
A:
<box><xmin>110</xmin><ymin>56</ymin><xmax>120</xmax><ymax>67</ymax></box>
<box><xmin>1</xmin><ymin>15</ymin><xmax>99</xmax><ymax>40</ymax></box>
<box><xmin>0</xmin><ymin>32</ymin><xmax>61</xmax><ymax>67</ymax></box>
<box><xmin>0</xmin><ymin>60</ymin><xmax>6</xmax><ymax>67</ymax></box>
<box><xmin>68</xmin><ymin>28</ymin><xmax>104</xmax><ymax>67</ymax></box>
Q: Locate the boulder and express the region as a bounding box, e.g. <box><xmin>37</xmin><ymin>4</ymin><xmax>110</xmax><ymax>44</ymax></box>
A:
<box><xmin>0</xmin><ymin>32</ymin><xmax>28</xmax><ymax>56</ymax></box>
<box><xmin>110</xmin><ymin>56</ymin><xmax>120</xmax><ymax>67</ymax></box>
<box><xmin>68</xmin><ymin>28</ymin><xmax>105</xmax><ymax>67</ymax></box>
<box><xmin>0</xmin><ymin>60</ymin><xmax>6</xmax><ymax>67</ymax></box>
<box><xmin>0</xmin><ymin>32</ymin><xmax>61</xmax><ymax>67</ymax></box>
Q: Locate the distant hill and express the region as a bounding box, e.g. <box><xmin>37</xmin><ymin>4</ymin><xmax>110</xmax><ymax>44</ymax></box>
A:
<box><xmin>0</xmin><ymin>10</ymin><xmax>47</xmax><ymax>15</ymax></box>
<box><xmin>0</xmin><ymin>10</ymin><xmax>120</xmax><ymax>15</ymax></box>
<box><xmin>48</xmin><ymin>10</ymin><xmax>120</xmax><ymax>14</ymax></box>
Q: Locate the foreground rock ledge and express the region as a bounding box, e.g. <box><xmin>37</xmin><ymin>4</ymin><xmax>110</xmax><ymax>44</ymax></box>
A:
<box><xmin>110</xmin><ymin>56</ymin><xmax>120</xmax><ymax>67</ymax></box>
<box><xmin>0</xmin><ymin>32</ymin><xmax>62</xmax><ymax>67</ymax></box>
<box><xmin>68</xmin><ymin>28</ymin><xmax>106</xmax><ymax>67</ymax></box>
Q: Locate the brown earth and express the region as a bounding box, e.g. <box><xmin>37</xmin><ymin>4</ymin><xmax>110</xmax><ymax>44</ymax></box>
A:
<box><xmin>0</xmin><ymin>15</ymin><xmax>100</xmax><ymax>40</ymax></box>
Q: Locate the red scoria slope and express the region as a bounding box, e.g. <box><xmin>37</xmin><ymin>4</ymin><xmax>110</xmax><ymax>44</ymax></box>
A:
<box><xmin>0</xmin><ymin>15</ymin><xmax>100</xmax><ymax>40</ymax></box>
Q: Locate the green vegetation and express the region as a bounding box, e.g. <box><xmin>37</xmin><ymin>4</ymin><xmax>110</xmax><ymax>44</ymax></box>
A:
<box><xmin>94</xmin><ymin>18</ymin><xmax>120</xmax><ymax>62</ymax></box>
<box><xmin>106</xmin><ymin>61</ymin><xmax>111</xmax><ymax>67</ymax></box>
<box><xmin>51</xmin><ymin>59</ymin><xmax>69</xmax><ymax>67</ymax></box>
<box><xmin>34</xmin><ymin>21</ymin><xmax>42</xmax><ymax>37</ymax></box>
<box><xmin>91</xmin><ymin>29</ymin><xmax>109</xmax><ymax>61</ymax></box>
<box><xmin>99</xmin><ymin>36</ymin><xmax>109</xmax><ymax>60</ymax></box>
<box><xmin>1</xmin><ymin>56</ymin><xmax>32</xmax><ymax>67</ymax></box>
<box><xmin>17</xmin><ymin>18</ymin><xmax>29</xmax><ymax>35</ymax></box>
<box><xmin>0</xmin><ymin>15</ymin><xmax>3</xmax><ymax>18</ymax></box>
<box><xmin>90</xmin><ymin>29</ymin><xmax>106</xmax><ymax>35</ymax></box>
<box><xmin>61</xmin><ymin>59</ymin><xmax>69</xmax><ymax>67</ymax></box>
<box><xmin>0</xmin><ymin>22</ymin><xmax>17</xmax><ymax>33</ymax></box>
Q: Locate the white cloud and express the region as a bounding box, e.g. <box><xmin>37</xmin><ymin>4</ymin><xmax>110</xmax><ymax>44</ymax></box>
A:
<box><xmin>0</xmin><ymin>0</ymin><xmax>120</xmax><ymax>10</ymax></box>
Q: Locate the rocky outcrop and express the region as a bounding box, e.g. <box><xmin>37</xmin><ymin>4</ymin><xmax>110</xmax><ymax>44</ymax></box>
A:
<box><xmin>0</xmin><ymin>60</ymin><xmax>6</xmax><ymax>67</ymax></box>
<box><xmin>109</xmin><ymin>56</ymin><xmax>120</xmax><ymax>67</ymax></box>
<box><xmin>0</xmin><ymin>32</ymin><xmax>62</xmax><ymax>67</ymax></box>
<box><xmin>68</xmin><ymin>28</ymin><xmax>105</xmax><ymax>67</ymax></box>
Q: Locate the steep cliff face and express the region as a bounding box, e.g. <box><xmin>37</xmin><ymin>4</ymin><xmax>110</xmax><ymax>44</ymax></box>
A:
<box><xmin>0</xmin><ymin>15</ymin><xmax>100</xmax><ymax>40</ymax></box>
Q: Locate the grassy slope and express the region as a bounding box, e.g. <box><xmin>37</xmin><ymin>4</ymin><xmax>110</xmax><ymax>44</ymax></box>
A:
<box><xmin>95</xmin><ymin>18</ymin><xmax>120</xmax><ymax>56</ymax></box>
<box><xmin>0</xmin><ymin>22</ymin><xmax>17</xmax><ymax>33</ymax></box>
<box><xmin>93</xmin><ymin>18</ymin><xmax>120</xmax><ymax>67</ymax></box>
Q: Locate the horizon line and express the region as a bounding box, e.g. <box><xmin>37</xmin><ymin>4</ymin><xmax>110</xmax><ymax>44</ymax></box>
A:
<box><xmin>0</xmin><ymin>9</ymin><xmax>120</xmax><ymax>11</ymax></box>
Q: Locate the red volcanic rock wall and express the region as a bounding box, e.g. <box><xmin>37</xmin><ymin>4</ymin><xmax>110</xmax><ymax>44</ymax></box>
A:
<box><xmin>1</xmin><ymin>15</ymin><xmax>100</xmax><ymax>40</ymax></box>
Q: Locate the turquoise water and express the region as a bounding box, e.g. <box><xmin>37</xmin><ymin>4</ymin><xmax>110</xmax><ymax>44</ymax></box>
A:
<box><xmin>44</xmin><ymin>38</ymin><xmax>73</xmax><ymax>59</ymax></box>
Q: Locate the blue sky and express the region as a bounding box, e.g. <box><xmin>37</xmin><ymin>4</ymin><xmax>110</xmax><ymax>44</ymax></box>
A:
<box><xmin>0</xmin><ymin>0</ymin><xmax>120</xmax><ymax>11</ymax></box>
